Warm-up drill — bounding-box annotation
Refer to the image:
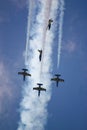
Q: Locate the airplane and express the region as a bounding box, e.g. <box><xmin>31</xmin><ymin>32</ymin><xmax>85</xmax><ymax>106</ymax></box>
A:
<box><xmin>51</xmin><ymin>74</ymin><xmax>64</xmax><ymax>87</ymax></box>
<box><xmin>38</xmin><ymin>49</ymin><xmax>42</xmax><ymax>61</ymax></box>
<box><xmin>47</xmin><ymin>19</ymin><xmax>53</xmax><ymax>30</ymax></box>
<box><xmin>33</xmin><ymin>83</ymin><xmax>46</xmax><ymax>96</ymax></box>
<box><xmin>18</xmin><ymin>68</ymin><xmax>31</xmax><ymax>81</ymax></box>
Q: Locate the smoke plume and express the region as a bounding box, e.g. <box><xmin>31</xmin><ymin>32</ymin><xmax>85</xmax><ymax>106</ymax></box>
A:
<box><xmin>17</xmin><ymin>0</ymin><xmax>64</xmax><ymax>130</ymax></box>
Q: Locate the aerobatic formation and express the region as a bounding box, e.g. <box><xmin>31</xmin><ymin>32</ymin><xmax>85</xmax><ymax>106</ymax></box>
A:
<box><xmin>17</xmin><ymin>0</ymin><xmax>65</xmax><ymax>130</ymax></box>
<box><xmin>18</xmin><ymin>19</ymin><xmax>64</xmax><ymax>96</ymax></box>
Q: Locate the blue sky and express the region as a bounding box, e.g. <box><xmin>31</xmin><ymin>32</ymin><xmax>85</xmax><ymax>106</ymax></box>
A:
<box><xmin>0</xmin><ymin>0</ymin><xmax>87</xmax><ymax>130</ymax></box>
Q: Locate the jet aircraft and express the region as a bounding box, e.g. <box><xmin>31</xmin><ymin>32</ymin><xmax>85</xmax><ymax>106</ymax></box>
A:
<box><xmin>51</xmin><ymin>74</ymin><xmax>64</xmax><ymax>87</ymax></box>
<box><xmin>18</xmin><ymin>68</ymin><xmax>31</xmax><ymax>81</ymax></box>
<box><xmin>47</xmin><ymin>19</ymin><xmax>53</xmax><ymax>30</ymax></box>
<box><xmin>38</xmin><ymin>49</ymin><xmax>42</xmax><ymax>61</ymax></box>
<box><xmin>33</xmin><ymin>83</ymin><xmax>46</xmax><ymax>96</ymax></box>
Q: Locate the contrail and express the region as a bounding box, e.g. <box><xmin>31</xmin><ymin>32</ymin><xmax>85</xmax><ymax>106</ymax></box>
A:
<box><xmin>17</xmin><ymin>0</ymin><xmax>61</xmax><ymax>130</ymax></box>
<box><xmin>57</xmin><ymin>0</ymin><xmax>65</xmax><ymax>68</ymax></box>
<box><xmin>25</xmin><ymin>0</ymin><xmax>36</xmax><ymax>65</ymax></box>
<box><xmin>40</xmin><ymin>0</ymin><xmax>52</xmax><ymax>77</ymax></box>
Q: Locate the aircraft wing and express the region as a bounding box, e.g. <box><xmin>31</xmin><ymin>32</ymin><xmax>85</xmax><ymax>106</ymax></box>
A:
<box><xmin>40</xmin><ymin>87</ymin><xmax>46</xmax><ymax>91</ymax></box>
<box><xmin>18</xmin><ymin>72</ymin><xmax>24</xmax><ymax>75</ymax></box>
<box><xmin>25</xmin><ymin>73</ymin><xmax>31</xmax><ymax>76</ymax></box>
<box><xmin>59</xmin><ymin>79</ymin><xmax>64</xmax><ymax>82</ymax></box>
<box><xmin>33</xmin><ymin>87</ymin><xmax>39</xmax><ymax>90</ymax></box>
<box><xmin>51</xmin><ymin>78</ymin><xmax>57</xmax><ymax>81</ymax></box>
<box><xmin>33</xmin><ymin>87</ymin><xmax>46</xmax><ymax>91</ymax></box>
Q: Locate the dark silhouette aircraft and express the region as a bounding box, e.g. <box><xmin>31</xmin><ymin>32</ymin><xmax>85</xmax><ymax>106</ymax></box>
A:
<box><xmin>47</xmin><ymin>19</ymin><xmax>53</xmax><ymax>30</ymax></box>
<box><xmin>38</xmin><ymin>50</ymin><xmax>42</xmax><ymax>61</ymax></box>
<box><xmin>33</xmin><ymin>83</ymin><xmax>46</xmax><ymax>96</ymax></box>
<box><xmin>51</xmin><ymin>74</ymin><xmax>64</xmax><ymax>87</ymax></box>
<box><xmin>18</xmin><ymin>69</ymin><xmax>31</xmax><ymax>81</ymax></box>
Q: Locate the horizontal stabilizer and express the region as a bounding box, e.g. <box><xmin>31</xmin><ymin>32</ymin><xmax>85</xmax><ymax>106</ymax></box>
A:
<box><xmin>37</xmin><ymin>83</ymin><xmax>43</xmax><ymax>86</ymax></box>
<box><xmin>55</xmin><ymin>74</ymin><xmax>61</xmax><ymax>77</ymax></box>
<box><xmin>22</xmin><ymin>68</ymin><xmax>28</xmax><ymax>72</ymax></box>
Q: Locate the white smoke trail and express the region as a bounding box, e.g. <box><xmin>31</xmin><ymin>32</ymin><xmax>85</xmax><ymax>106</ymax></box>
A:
<box><xmin>17</xmin><ymin>0</ymin><xmax>61</xmax><ymax>130</ymax></box>
<box><xmin>39</xmin><ymin>0</ymin><xmax>52</xmax><ymax>76</ymax></box>
<box><xmin>57</xmin><ymin>0</ymin><xmax>65</xmax><ymax>68</ymax></box>
<box><xmin>25</xmin><ymin>0</ymin><xmax>34</xmax><ymax>65</ymax></box>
